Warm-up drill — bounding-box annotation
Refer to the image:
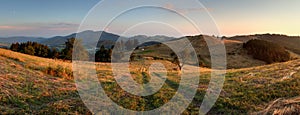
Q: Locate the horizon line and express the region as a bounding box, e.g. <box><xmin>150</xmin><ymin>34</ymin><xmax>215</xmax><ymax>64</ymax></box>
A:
<box><xmin>1</xmin><ymin>30</ymin><xmax>300</xmax><ymax>39</ymax></box>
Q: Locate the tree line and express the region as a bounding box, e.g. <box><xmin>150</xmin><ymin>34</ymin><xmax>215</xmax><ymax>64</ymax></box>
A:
<box><xmin>10</xmin><ymin>41</ymin><xmax>59</xmax><ymax>58</ymax></box>
<box><xmin>9</xmin><ymin>37</ymin><xmax>123</xmax><ymax>62</ymax></box>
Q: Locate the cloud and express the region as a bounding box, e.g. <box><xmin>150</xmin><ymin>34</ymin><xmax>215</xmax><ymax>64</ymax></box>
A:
<box><xmin>163</xmin><ymin>3</ymin><xmax>175</xmax><ymax>10</ymax></box>
<box><xmin>0</xmin><ymin>22</ymin><xmax>79</xmax><ymax>31</ymax></box>
<box><xmin>0</xmin><ymin>25</ymin><xmax>34</xmax><ymax>30</ymax></box>
<box><xmin>48</xmin><ymin>22</ymin><xmax>79</xmax><ymax>27</ymax></box>
<box><xmin>42</xmin><ymin>22</ymin><xmax>79</xmax><ymax>31</ymax></box>
<box><xmin>0</xmin><ymin>22</ymin><xmax>81</xmax><ymax>37</ymax></box>
<box><xmin>162</xmin><ymin>3</ymin><xmax>213</xmax><ymax>14</ymax></box>
<box><xmin>48</xmin><ymin>27</ymin><xmax>75</xmax><ymax>31</ymax></box>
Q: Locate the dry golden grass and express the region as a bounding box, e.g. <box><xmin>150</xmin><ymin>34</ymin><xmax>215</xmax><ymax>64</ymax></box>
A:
<box><xmin>0</xmin><ymin>48</ymin><xmax>71</xmax><ymax>69</ymax></box>
<box><xmin>253</xmin><ymin>96</ymin><xmax>300</xmax><ymax>115</ymax></box>
<box><xmin>0</xmin><ymin>48</ymin><xmax>90</xmax><ymax>114</ymax></box>
<box><xmin>1</xmin><ymin>48</ymin><xmax>300</xmax><ymax>114</ymax></box>
<box><xmin>0</xmin><ymin>48</ymin><xmax>74</xmax><ymax>78</ymax></box>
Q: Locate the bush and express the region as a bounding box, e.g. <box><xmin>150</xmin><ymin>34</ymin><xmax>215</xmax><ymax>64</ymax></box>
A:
<box><xmin>243</xmin><ymin>39</ymin><xmax>290</xmax><ymax>64</ymax></box>
<box><xmin>45</xmin><ymin>65</ymin><xmax>73</xmax><ymax>79</ymax></box>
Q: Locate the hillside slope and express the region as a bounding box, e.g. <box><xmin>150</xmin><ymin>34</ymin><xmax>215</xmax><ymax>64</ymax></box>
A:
<box><xmin>135</xmin><ymin>34</ymin><xmax>300</xmax><ymax>69</ymax></box>
<box><xmin>228</xmin><ymin>34</ymin><xmax>300</xmax><ymax>54</ymax></box>
<box><xmin>0</xmin><ymin>48</ymin><xmax>90</xmax><ymax>114</ymax></box>
<box><xmin>0</xmin><ymin>48</ymin><xmax>300</xmax><ymax>114</ymax></box>
<box><xmin>134</xmin><ymin>35</ymin><xmax>267</xmax><ymax>69</ymax></box>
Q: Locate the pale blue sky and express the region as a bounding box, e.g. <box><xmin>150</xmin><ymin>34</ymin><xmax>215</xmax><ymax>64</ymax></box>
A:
<box><xmin>0</xmin><ymin>0</ymin><xmax>299</xmax><ymax>37</ymax></box>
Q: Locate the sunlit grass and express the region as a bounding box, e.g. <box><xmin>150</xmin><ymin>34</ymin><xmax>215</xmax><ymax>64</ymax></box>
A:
<box><xmin>0</xmin><ymin>48</ymin><xmax>300</xmax><ymax>114</ymax></box>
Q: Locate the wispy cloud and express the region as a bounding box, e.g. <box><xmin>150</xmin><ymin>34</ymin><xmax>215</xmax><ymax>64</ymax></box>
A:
<box><xmin>0</xmin><ymin>22</ymin><xmax>79</xmax><ymax>31</ymax></box>
<box><xmin>39</xmin><ymin>22</ymin><xmax>79</xmax><ymax>30</ymax></box>
<box><xmin>0</xmin><ymin>25</ymin><xmax>34</xmax><ymax>30</ymax></box>
<box><xmin>44</xmin><ymin>22</ymin><xmax>79</xmax><ymax>31</ymax></box>
<box><xmin>48</xmin><ymin>27</ymin><xmax>74</xmax><ymax>31</ymax></box>
<box><xmin>45</xmin><ymin>22</ymin><xmax>79</xmax><ymax>28</ymax></box>
<box><xmin>0</xmin><ymin>22</ymin><xmax>79</xmax><ymax>37</ymax></box>
<box><xmin>162</xmin><ymin>3</ymin><xmax>213</xmax><ymax>14</ymax></box>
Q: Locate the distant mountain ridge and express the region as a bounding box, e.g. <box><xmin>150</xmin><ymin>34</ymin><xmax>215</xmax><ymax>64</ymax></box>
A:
<box><xmin>0</xmin><ymin>31</ymin><xmax>122</xmax><ymax>49</ymax></box>
<box><xmin>40</xmin><ymin>30</ymin><xmax>121</xmax><ymax>48</ymax></box>
<box><xmin>0</xmin><ymin>36</ymin><xmax>45</xmax><ymax>43</ymax></box>
<box><xmin>0</xmin><ymin>30</ymin><xmax>177</xmax><ymax>48</ymax></box>
<box><xmin>1</xmin><ymin>32</ymin><xmax>299</xmax><ymax>54</ymax></box>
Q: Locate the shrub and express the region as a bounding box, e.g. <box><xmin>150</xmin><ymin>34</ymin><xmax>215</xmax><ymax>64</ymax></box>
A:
<box><xmin>243</xmin><ymin>39</ymin><xmax>290</xmax><ymax>64</ymax></box>
<box><xmin>45</xmin><ymin>65</ymin><xmax>73</xmax><ymax>79</ymax></box>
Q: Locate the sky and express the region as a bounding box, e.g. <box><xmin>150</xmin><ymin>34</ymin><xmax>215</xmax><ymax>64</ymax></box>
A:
<box><xmin>0</xmin><ymin>0</ymin><xmax>299</xmax><ymax>37</ymax></box>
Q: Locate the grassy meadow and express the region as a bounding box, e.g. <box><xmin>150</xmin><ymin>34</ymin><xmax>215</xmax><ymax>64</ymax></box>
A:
<box><xmin>0</xmin><ymin>48</ymin><xmax>300</xmax><ymax>114</ymax></box>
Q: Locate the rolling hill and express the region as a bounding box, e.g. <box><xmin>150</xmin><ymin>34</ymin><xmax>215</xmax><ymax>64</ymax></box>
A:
<box><xmin>135</xmin><ymin>34</ymin><xmax>300</xmax><ymax>69</ymax></box>
<box><xmin>1</xmin><ymin>32</ymin><xmax>299</xmax><ymax>69</ymax></box>
<box><xmin>1</xmin><ymin>47</ymin><xmax>300</xmax><ymax>114</ymax></box>
<box><xmin>228</xmin><ymin>34</ymin><xmax>300</xmax><ymax>54</ymax></box>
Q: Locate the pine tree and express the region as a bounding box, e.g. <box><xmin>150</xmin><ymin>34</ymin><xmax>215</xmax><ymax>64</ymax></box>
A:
<box><xmin>10</xmin><ymin>42</ymin><xmax>19</xmax><ymax>51</ymax></box>
<box><xmin>61</xmin><ymin>38</ymin><xmax>89</xmax><ymax>61</ymax></box>
<box><xmin>50</xmin><ymin>48</ymin><xmax>60</xmax><ymax>59</ymax></box>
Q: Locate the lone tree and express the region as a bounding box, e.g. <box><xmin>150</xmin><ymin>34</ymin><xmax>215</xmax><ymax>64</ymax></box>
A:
<box><xmin>95</xmin><ymin>45</ymin><xmax>112</xmax><ymax>62</ymax></box>
<box><xmin>170</xmin><ymin>48</ymin><xmax>191</xmax><ymax>70</ymax></box>
<box><xmin>169</xmin><ymin>37</ymin><xmax>198</xmax><ymax>70</ymax></box>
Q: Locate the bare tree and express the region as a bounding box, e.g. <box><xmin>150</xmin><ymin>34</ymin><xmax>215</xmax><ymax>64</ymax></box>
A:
<box><xmin>170</xmin><ymin>38</ymin><xmax>195</xmax><ymax>70</ymax></box>
<box><xmin>171</xmin><ymin>48</ymin><xmax>192</xmax><ymax>70</ymax></box>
